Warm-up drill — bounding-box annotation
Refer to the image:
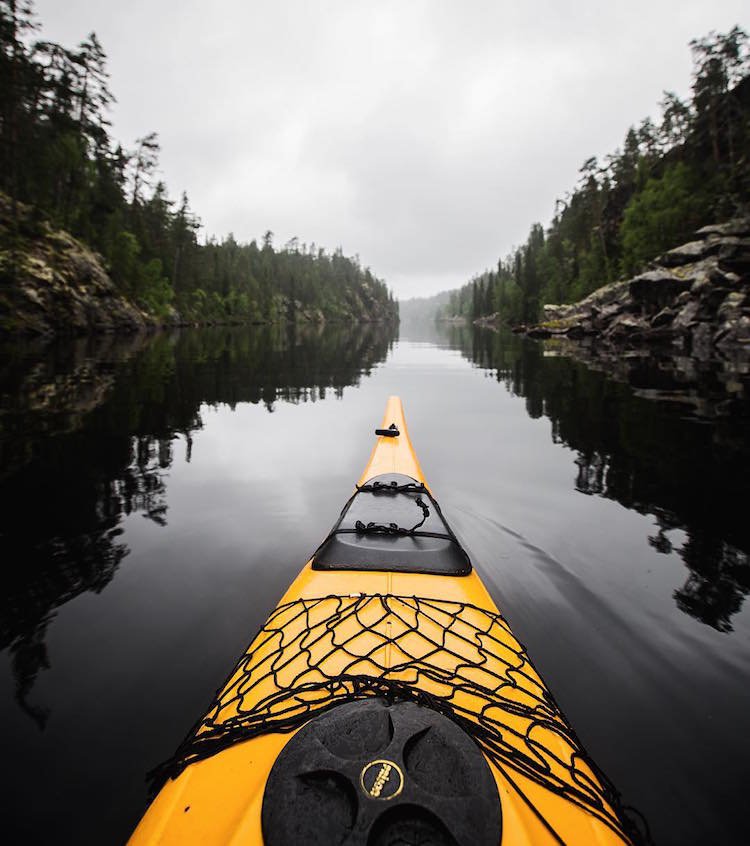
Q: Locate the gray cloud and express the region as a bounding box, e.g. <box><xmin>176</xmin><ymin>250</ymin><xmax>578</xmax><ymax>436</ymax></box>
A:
<box><xmin>35</xmin><ymin>0</ymin><xmax>749</xmax><ymax>297</ymax></box>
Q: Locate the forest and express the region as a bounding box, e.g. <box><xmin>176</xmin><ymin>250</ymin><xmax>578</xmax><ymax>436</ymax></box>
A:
<box><xmin>442</xmin><ymin>27</ymin><xmax>750</xmax><ymax>325</ymax></box>
<box><xmin>0</xmin><ymin>1</ymin><xmax>397</xmax><ymax>325</ymax></box>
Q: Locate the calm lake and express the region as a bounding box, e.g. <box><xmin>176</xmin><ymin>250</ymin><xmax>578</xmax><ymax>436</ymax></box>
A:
<box><xmin>1</xmin><ymin>322</ymin><xmax>749</xmax><ymax>845</ymax></box>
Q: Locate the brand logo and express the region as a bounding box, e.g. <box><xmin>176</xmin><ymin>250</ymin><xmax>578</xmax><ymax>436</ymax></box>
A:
<box><xmin>360</xmin><ymin>759</ymin><xmax>404</xmax><ymax>800</ymax></box>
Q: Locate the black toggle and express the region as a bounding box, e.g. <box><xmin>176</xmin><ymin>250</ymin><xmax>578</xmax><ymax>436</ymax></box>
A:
<box><xmin>375</xmin><ymin>423</ymin><xmax>400</xmax><ymax>437</ymax></box>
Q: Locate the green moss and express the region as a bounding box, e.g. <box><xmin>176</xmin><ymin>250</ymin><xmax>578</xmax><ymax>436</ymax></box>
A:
<box><xmin>536</xmin><ymin>318</ymin><xmax>578</xmax><ymax>330</ymax></box>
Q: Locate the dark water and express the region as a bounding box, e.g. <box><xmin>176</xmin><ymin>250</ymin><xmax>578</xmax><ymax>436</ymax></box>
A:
<box><xmin>1</xmin><ymin>322</ymin><xmax>748</xmax><ymax>845</ymax></box>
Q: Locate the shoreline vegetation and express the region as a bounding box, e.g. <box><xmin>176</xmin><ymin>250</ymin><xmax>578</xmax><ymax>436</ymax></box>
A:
<box><xmin>0</xmin><ymin>2</ymin><xmax>397</xmax><ymax>337</ymax></box>
<box><xmin>516</xmin><ymin>219</ymin><xmax>750</xmax><ymax>358</ymax></box>
<box><xmin>437</xmin><ymin>27</ymin><xmax>749</xmax><ymax>360</ymax></box>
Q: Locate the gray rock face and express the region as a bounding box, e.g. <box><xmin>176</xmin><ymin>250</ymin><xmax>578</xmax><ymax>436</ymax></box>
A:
<box><xmin>695</xmin><ymin>221</ymin><xmax>750</xmax><ymax>238</ymax></box>
<box><xmin>1</xmin><ymin>196</ymin><xmax>154</xmax><ymax>336</ymax></box>
<box><xmin>541</xmin><ymin>303</ymin><xmax>574</xmax><ymax>321</ymax></box>
<box><xmin>524</xmin><ymin>217</ymin><xmax>750</xmax><ymax>363</ymax></box>
<box><xmin>651</xmin><ymin>307</ymin><xmax>676</xmax><ymax>327</ymax></box>
<box><xmin>718</xmin><ymin>238</ymin><xmax>750</xmax><ymax>275</ymax></box>
<box><xmin>672</xmin><ymin>299</ymin><xmax>701</xmax><ymax>329</ymax></box>
<box><xmin>658</xmin><ymin>240</ymin><xmax>719</xmax><ymax>267</ymax></box>
<box><xmin>629</xmin><ymin>270</ymin><xmax>692</xmax><ymax>308</ymax></box>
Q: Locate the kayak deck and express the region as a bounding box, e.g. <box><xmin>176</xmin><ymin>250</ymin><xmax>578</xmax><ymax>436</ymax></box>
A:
<box><xmin>129</xmin><ymin>397</ymin><xmax>633</xmax><ymax>846</ymax></box>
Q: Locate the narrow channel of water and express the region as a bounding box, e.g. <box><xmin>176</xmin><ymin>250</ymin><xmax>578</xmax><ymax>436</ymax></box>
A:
<box><xmin>1</xmin><ymin>323</ymin><xmax>748</xmax><ymax>845</ymax></box>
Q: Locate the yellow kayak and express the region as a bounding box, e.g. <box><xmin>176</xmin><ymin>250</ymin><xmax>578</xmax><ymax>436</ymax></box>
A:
<box><xmin>129</xmin><ymin>397</ymin><xmax>634</xmax><ymax>846</ymax></box>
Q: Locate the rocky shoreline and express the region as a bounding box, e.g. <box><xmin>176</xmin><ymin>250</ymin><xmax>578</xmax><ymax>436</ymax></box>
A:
<box><xmin>0</xmin><ymin>197</ymin><xmax>397</xmax><ymax>338</ymax></box>
<box><xmin>517</xmin><ymin>220</ymin><xmax>750</xmax><ymax>362</ymax></box>
<box><xmin>0</xmin><ymin>200</ymin><xmax>156</xmax><ymax>337</ymax></box>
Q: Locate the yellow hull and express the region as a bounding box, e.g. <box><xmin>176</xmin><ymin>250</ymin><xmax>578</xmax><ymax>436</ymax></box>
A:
<box><xmin>129</xmin><ymin>397</ymin><xmax>631</xmax><ymax>846</ymax></box>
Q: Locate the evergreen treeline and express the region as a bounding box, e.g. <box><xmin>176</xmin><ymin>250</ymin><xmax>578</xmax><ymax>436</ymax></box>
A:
<box><xmin>0</xmin><ymin>1</ymin><xmax>397</xmax><ymax>323</ymax></box>
<box><xmin>442</xmin><ymin>27</ymin><xmax>750</xmax><ymax>325</ymax></box>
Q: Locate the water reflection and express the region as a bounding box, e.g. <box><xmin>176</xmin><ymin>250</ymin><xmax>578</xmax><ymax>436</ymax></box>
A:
<box><xmin>443</xmin><ymin>323</ymin><xmax>750</xmax><ymax>633</ymax></box>
<box><xmin>674</xmin><ymin>535</ymin><xmax>750</xmax><ymax>633</ymax></box>
<box><xmin>0</xmin><ymin>322</ymin><xmax>397</xmax><ymax>723</ymax></box>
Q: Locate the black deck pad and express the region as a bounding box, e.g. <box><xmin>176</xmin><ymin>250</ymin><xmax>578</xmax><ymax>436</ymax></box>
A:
<box><xmin>312</xmin><ymin>473</ymin><xmax>471</xmax><ymax>575</ymax></box>
<box><xmin>261</xmin><ymin>698</ymin><xmax>502</xmax><ymax>846</ymax></box>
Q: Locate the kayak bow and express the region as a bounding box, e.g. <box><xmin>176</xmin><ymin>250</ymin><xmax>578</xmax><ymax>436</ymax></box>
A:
<box><xmin>129</xmin><ymin>396</ymin><xmax>633</xmax><ymax>846</ymax></box>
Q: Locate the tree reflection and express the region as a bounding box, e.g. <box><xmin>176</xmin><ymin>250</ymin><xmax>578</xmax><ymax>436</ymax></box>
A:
<box><xmin>0</xmin><ymin>322</ymin><xmax>397</xmax><ymax>723</ymax></box>
<box><xmin>446</xmin><ymin>323</ymin><xmax>750</xmax><ymax>633</ymax></box>
<box><xmin>675</xmin><ymin>534</ymin><xmax>750</xmax><ymax>633</ymax></box>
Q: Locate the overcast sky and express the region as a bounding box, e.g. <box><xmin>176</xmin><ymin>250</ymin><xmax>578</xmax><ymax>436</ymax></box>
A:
<box><xmin>34</xmin><ymin>0</ymin><xmax>748</xmax><ymax>299</ymax></box>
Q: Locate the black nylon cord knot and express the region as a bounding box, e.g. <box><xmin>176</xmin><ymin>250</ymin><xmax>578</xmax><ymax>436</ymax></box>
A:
<box><xmin>356</xmin><ymin>480</ymin><xmax>428</xmax><ymax>495</ymax></box>
<box><xmin>353</xmin><ymin>492</ymin><xmax>429</xmax><ymax>535</ymax></box>
<box><xmin>355</xmin><ymin>520</ymin><xmax>402</xmax><ymax>535</ymax></box>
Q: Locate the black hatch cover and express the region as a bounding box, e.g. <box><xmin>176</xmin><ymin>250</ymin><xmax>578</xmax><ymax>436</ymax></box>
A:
<box><xmin>261</xmin><ymin>698</ymin><xmax>502</xmax><ymax>846</ymax></box>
